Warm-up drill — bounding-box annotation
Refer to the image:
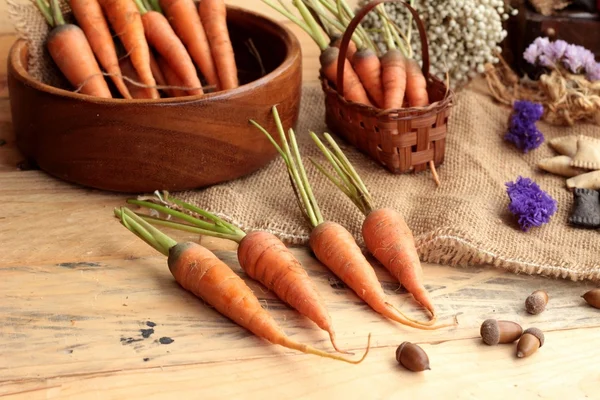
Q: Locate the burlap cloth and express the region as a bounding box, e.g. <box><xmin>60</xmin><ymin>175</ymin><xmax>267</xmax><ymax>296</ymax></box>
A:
<box><xmin>174</xmin><ymin>84</ymin><xmax>600</xmax><ymax>283</ymax></box>
<box><xmin>8</xmin><ymin>0</ymin><xmax>600</xmax><ymax>282</ymax></box>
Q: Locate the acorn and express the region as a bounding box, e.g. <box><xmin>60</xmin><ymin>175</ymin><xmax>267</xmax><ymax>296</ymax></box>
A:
<box><xmin>395</xmin><ymin>342</ymin><xmax>430</xmax><ymax>372</ymax></box>
<box><xmin>480</xmin><ymin>319</ymin><xmax>523</xmax><ymax>345</ymax></box>
<box><xmin>525</xmin><ymin>290</ymin><xmax>549</xmax><ymax>314</ymax></box>
<box><xmin>582</xmin><ymin>289</ymin><xmax>600</xmax><ymax>309</ymax></box>
<box><xmin>516</xmin><ymin>327</ymin><xmax>544</xmax><ymax>358</ymax></box>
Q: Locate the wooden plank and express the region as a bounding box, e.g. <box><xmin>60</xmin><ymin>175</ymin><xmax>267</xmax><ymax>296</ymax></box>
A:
<box><xmin>1</xmin><ymin>247</ymin><xmax>598</xmax><ymax>384</ymax></box>
<box><xmin>1</xmin><ymin>325</ymin><xmax>599</xmax><ymax>399</ymax></box>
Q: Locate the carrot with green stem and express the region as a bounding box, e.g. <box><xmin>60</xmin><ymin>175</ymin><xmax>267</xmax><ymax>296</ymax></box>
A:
<box><xmin>113</xmin><ymin>206</ymin><xmax>371</xmax><ymax>363</ymax></box>
<box><xmin>309</xmin><ymin>131</ymin><xmax>441</xmax><ymax>319</ymax></box>
<box><xmin>199</xmin><ymin>0</ymin><xmax>238</xmax><ymax>91</ymax></box>
<box><xmin>159</xmin><ymin>0</ymin><xmax>220</xmax><ymax>91</ymax></box>
<box><xmin>35</xmin><ymin>0</ymin><xmax>112</xmax><ymax>98</ymax></box>
<box><xmin>99</xmin><ymin>0</ymin><xmax>159</xmax><ymax>99</ymax></box>
<box><xmin>250</xmin><ymin>106</ymin><xmax>456</xmax><ymax>330</ymax></box>
<box><xmin>125</xmin><ymin>190</ymin><xmax>354</xmax><ymax>354</ymax></box>
<box><xmin>134</xmin><ymin>0</ymin><xmax>204</xmax><ymax>96</ymax></box>
<box><xmin>68</xmin><ymin>0</ymin><xmax>132</xmax><ymax>99</ymax></box>
<box><xmin>264</xmin><ymin>0</ymin><xmax>371</xmax><ymax>106</ymax></box>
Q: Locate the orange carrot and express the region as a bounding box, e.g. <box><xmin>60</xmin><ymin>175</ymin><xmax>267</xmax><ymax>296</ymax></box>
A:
<box><xmin>119</xmin><ymin>56</ymin><xmax>155</xmax><ymax>99</ymax></box>
<box><xmin>99</xmin><ymin>0</ymin><xmax>159</xmax><ymax>99</ymax></box>
<box><xmin>380</xmin><ymin>49</ymin><xmax>406</xmax><ymax>109</ymax></box>
<box><xmin>362</xmin><ymin>208</ymin><xmax>434</xmax><ymax>316</ymax></box>
<box><xmin>38</xmin><ymin>0</ymin><xmax>112</xmax><ymax>98</ymax></box>
<box><xmin>160</xmin><ymin>0</ymin><xmax>220</xmax><ymax>91</ymax></box>
<box><xmin>251</xmin><ymin>107</ymin><xmax>456</xmax><ymax>330</ymax></box>
<box><xmin>199</xmin><ymin>0</ymin><xmax>239</xmax><ymax>90</ymax></box>
<box><xmin>136</xmin><ymin>4</ymin><xmax>204</xmax><ymax>96</ymax></box>
<box><xmin>309</xmin><ymin>132</ymin><xmax>440</xmax><ymax>319</ymax></box>
<box><xmin>69</xmin><ymin>0</ymin><xmax>131</xmax><ymax>99</ymax></box>
<box><xmin>127</xmin><ymin>194</ymin><xmax>351</xmax><ymax>354</ymax></box>
<box><xmin>405</xmin><ymin>58</ymin><xmax>429</xmax><ymax>107</ymax></box>
<box><xmin>114</xmin><ymin>207</ymin><xmax>370</xmax><ymax>364</ymax></box>
<box><xmin>155</xmin><ymin>54</ymin><xmax>189</xmax><ymax>97</ymax></box>
<box><xmin>351</xmin><ymin>49</ymin><xmax>384</xmax><ymax>108</ymax></box>
<box><xmin>320</xmin><ymin>47</ymin><xmax>372</xmax><ymax>106</ymax></box>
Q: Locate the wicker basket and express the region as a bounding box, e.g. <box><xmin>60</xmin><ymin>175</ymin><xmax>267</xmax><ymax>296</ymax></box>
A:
<box><xmin>320</xmin><ymin>0</ymin><xmax>455</xmax><ymax>174</ymax></box>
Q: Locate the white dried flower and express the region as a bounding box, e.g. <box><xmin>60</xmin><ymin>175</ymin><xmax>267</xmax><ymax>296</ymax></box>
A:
<box><xmin>358</xmin><ymin>0</ymin><xmax>517</xmax><ymax>88</ymax></box>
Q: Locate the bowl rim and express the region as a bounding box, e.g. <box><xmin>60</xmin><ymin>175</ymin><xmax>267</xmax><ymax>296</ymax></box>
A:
<box><xmin>9</xmin><ymin>5</ymin><xmax>301</xmax><ymax>105</ymax></box>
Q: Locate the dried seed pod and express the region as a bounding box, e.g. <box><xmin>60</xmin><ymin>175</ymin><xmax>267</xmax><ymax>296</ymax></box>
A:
<box><xmin>582</xmin><ymin>289</ymin><xmax>600</xmax><ymax>309</ymax></box>
<box><xmin>480</xmin><ymin>319</ymin><xmax>523</xmax><ymax>345</ymax></box>
<box><xmin>525</xmin><ymin>290</ymin><xmax>549</xmax><ymax>314</ymax></box>
<box><xmin>516</xmin><ymin>327</ymin><xmax>545</xmax><ymax>358</ymax></box>
<box><xmin>395</xmin><ymin>342</ymin><xmax>430</xmax><ymax>372</ymax></box>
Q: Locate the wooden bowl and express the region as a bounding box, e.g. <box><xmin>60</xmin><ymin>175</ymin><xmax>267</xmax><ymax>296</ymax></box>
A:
<box><xmin>7</xmin><ymin>6</ymin><xmax>302</xmax><ymax>193</ymax></box>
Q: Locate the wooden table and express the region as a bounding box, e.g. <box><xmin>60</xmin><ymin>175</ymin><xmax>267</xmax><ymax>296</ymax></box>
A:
<box><xmin>1</xmin><ymin>1</ymin><xmax>599</xmax><ymax>398</ymax></box>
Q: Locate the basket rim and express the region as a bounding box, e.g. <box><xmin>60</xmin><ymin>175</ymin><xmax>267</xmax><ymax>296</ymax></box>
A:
<box><xmin>319</xmin><ymin>71</ymin><xmax>455</xmax><ymax>121</ymax></box>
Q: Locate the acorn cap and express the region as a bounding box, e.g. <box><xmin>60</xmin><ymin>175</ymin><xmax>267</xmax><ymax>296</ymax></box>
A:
<box><xmin>523</xmin><ymin>327</ymin><xmax>545</xmax><ymax>347</ymax></box>
<box><xmin>480</xmin><ymin>319</ymin><xmax>500</xmax><ymax>345</ymax></box>
<box><xmin>525</xmin><ymin>290</ymin><xmax>548</xmax><ymax>314</ymax></box>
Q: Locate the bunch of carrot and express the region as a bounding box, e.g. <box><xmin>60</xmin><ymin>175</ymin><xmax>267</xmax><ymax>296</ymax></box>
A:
<box><xmin>248</xmin><ymin>106</ymin><xmax>457</xmax><ymax>328</ymax></box>
<box><xmin>34</xmin><ymin>0</ymin><xmax>238</xmax><ymax>99</ymax></box>
<box><xmin>114</xmin><ymin>204</ymin><xmax>371</xmax><ymax>364</ymax></box>
<box><xmin>262</xmin><ymin>0</ymin><xmax>430</xmax><ymax>109</ymax></box>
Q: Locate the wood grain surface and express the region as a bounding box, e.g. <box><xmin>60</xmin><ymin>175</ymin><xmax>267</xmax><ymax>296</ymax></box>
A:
<box><xmin>1</xmin><ymin>1</ymin><xmax>599</xmax><ymax>398</ymax></box>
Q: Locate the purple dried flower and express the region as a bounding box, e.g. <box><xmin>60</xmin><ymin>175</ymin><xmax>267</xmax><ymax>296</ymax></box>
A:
<box><xmin>505</xmin><ymin>101</ymin><xmax>545</xmax><ymax>153</ymax></box>
<box><xmin>533</xmin><ymin>37</ymin><xmax>551</xmax><ymax>53</ymax></box>
<box><xmin>505</xmin><ymin>176</ymin><xmax>557</xmax><ymax>231</ymax></box>
<box><xmin>586</xmin><ymin>62</ymin><xmax>600</xmax><ymax>81</ymax></box>
<box><xmin>523</xmin><ymin>42</ymin><xmax>541</xmax><ymax>64</ymax></box>
<box><xmin>513</xmin><ymin>100</ymin><xmax>544</xmax><ymax>120</ymax></box>
<box><xmin>547</xmin><ymin>39</ymin><xmax>568</xmax><ymax>61</ymax></box>
<box><xmin>562</xmin><ymin>44</ymin><xmax>595</xmax><ymax>73</ymax></box>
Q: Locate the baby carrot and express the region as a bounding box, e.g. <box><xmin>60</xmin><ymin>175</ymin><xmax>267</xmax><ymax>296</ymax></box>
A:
<box><xmin>251</xmin><ymin>106</ymin><xmax>456</xmax><ymax>330</ymax></box>
<box><xmin>37</xmin><ymin>0</ymin><xmax>112</xmax><ymax>98</ymax></box>
<box><xmin>159</xmin><ymin>0</ymin><xmax>220</xmax><ymax>90</ymax></box>
<box><xmin>99</xmin><ymin>0</ymin><xmax>159</xmax><ymax>99</ymax></box>
<box><xmin>405</xmin><ymin>58</ymin><xmax>429</xmax><ymax>107</ymax></box>
<box><xmin>134</xmin><ymin>0</ymin><xmax>203</xmax><ymax>96</ymax></box>
<box><xmin>199</xmin><ymin>0</ymin><xmax>238</xmax><ymax>90</ymax></box>
<box><xmin>126</xmin><ymin>191</ymin><xmax>352</xmax><ymax>354</ymax></box>
<box><xmin>114</xmin><ymin>207</ymin><xmax>370</xmax><ymax>363</ymax></box>
<box><xmin>68</xmin><ymin>0</ymin><xmax>131</xmax><ymax>98</ymax></box>
<box><xmin>309</xmin><ymin>132</ymin><xmax>442</xmax><ymax>319</ymax></box>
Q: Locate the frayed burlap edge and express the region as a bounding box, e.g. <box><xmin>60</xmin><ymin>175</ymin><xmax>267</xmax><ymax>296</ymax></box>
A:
<box><xmin>183</xmin><ymin>206</ymin><xmax>600</xmax><ymax>283</ymax></box>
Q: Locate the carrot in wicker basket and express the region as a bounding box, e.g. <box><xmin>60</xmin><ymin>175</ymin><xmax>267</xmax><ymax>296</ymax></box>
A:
<box><xmin>125</xmin><ymin>192</ymin><xmax>354</xmax><ymax>354</ymax></box>
<box><xmin>309</xmin><ymin>132</ymin><xmax>441</xmax><ymax>319</ymax></box>
<box><xmin>113</xmin><ymin>207</ymin><xmax>370</xmax><ymax>363</ymax></box>
<box><xmin>250</xmin><ymin>106</ymin><xmax>457</xmax><ymax>330</ymax></box>
<box><xmin>262</xmin><ymin>0</ymin><xmax>372</xmax><ymax>106</ymax></box>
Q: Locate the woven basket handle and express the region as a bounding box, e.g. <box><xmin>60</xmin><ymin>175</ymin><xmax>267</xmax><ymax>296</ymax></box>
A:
<box><xmin>336</xmin><ymin>0</ymin><xmax>430</xmax><ymax>97</ymax></box>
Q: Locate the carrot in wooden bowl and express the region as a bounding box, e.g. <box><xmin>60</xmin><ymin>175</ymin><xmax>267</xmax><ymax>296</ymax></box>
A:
<box><xmin>199</xmin><ymin>0</ymin><xmax>239</xmax><ymax>90</ymax></box>
<box><xmin>124</xmin><ymin>191</ymin><xmax>355</xmax><ymax>355</ymax></box>
<box><xmin>114</xmin><ymin>206</ymin><xmax>371</xmax><ymax>364</ymax></box>
<box><xmin>133</xmin><ymin>0</ymin><xmax>204</xmax><ymax>96</ymax></box>
<box><xmin>35</xmin><ymin>0</ymin><xmax>112</xmax><ymax>98</ymax></box>
<box><xmin>67</xmin><ymin>0</ymin><xmax>132</xmax><ymax>98</ymax></box>
<box><xmin>250</xmin><ymin>106</ymin><xmax>456</xmax><ymax>330</ymax></box>
<box><xmin>158</xmin><ymin>0</ymin><xmax>220</xmax><ymax>91</ymax></box>
<box><xmin>309</xmin><ymin>132</ymin><xmax>445</xmax><ymax>319</ymax></box>
<box><xmin>98</xmin><ymin>0</ymin><xmax>160</xmax><ymax>99</ymax></box>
